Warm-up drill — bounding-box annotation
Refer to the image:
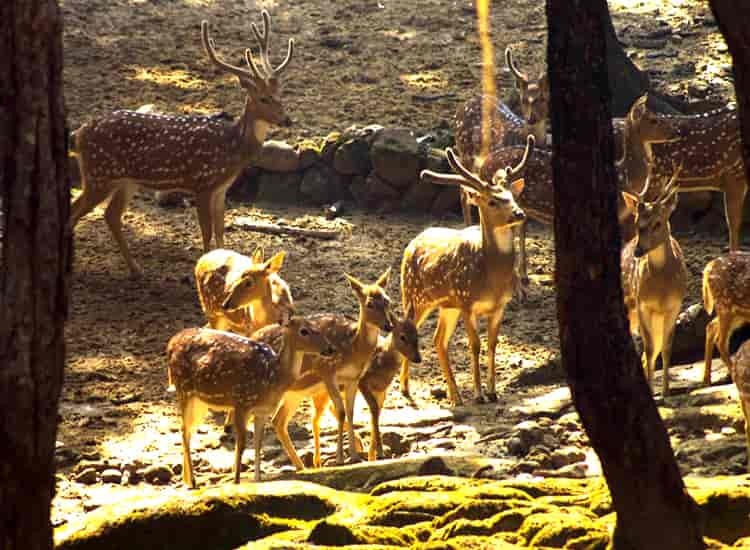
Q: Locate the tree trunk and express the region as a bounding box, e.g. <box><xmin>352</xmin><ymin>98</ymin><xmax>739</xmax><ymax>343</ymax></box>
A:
<box><xmin>0</xmin><ymin>1</ymin><xmax>69</xmax><ymax>549</ymax></box>
<box><xmin>546</xmin><ymin>1</ymin><xmax>704</xmax><ymax>549</ymax></box>
<box><xmin>709</xmin><ymin>3</ymin><xmax>750</xmax><ymax>213</ymax></box>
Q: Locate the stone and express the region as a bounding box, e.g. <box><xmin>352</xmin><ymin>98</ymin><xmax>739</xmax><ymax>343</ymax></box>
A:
<box><xmin>349</xmin><ymin>175</ymin><xmax>369</xmax><ymax>207</ymax></box>
<box><xmin>75</xmin><ymin>468</ymin><xmax>99</xmax><ymax>485</ymax></box>
<box><xmin>296</xmin><ymin>143</ymin><xmax>321</xmax><ymax>170</ymax></box>
<box><xmin>366</xmin><ymin>173</ymin><xmax>400</xmax><ymax>204</ymax></box>
<box><xmin>154</xmin><ymin>190</ymin><xmax>188</xmax><ymax>208</ymax></box>
<box><xmin>253</xmin><ymin>140</ymin><xmax>300</xmax><ymax>172</ymax></box>
<box><xmin>550</xmin><ymin>447</ymin><xmax>587</xmax><ymax>469</ymax></box>
<box><xmin>370</xmin><ymin>128</ymin><xmax>423</xmax><ymax>188</ymax></box>
<box><xmin>142</xmin><ymin>464</ymin><xmax>173</xmax><ymax>485</ymax></box>
<box><xmin>672</xmin><ymin>303</ymin><xmax>711</xmax><ymax>364</ymax></box>
<box><xmin>100</xmin><ymin>469</ymin><xmax>123</xmax><ymax>484</ymax></box>
<box><xmin>300</xmin><ymin>163</ymin><xmax>348</xmax><ymax>205</ymax></box>
<box><xmin>320</xmin><ymin>132</ymin><xmax>342</xmax><ymax>163</ymax></box>
<box><xmin>381</xmin><ymin>431</ymin><xmax>411</xmax><ymax>456</ymax></box>
<box><xmin>333</xmin><ymin>128</ymin><xmax>375</xmax><ymax>176</ymax></box>
<box><xmin>421</xmin><ymin>146</ymin><xmax>450</xmax><ymax>173</ymax></box>
<box><xmin>255</xmin><ymin>171</ymin><xmax>303</xmax><ymax>204</ymax></box>
<box><xmin>513</xmin><ymin>420</ymin><xmax>545</xmax><ymax>452</ymax></box>
<box><xmin>431</xmin><ymin>187</ymin><xmax>461</xmax><ymax>215</ymax></box>
<box><xmin>401</xmin><ymin>180</ymin><xmax>440</xmax><ymax>211</ymax></box>
<box><xmin>553</xmin><ymin>462</ymin><xmax>588</xmax><ymax>479</ymax></box>
<box><xmin>417</xmin><ymin>456</ymin><xmax>455</xmax><ymax>476</ymax></box>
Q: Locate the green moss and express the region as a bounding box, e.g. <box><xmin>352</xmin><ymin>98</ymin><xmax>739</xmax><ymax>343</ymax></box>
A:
<box><xmin>306</xmin><ymin>520</ymin><xmax>415</xmax><ymax>546</ymax></box>
<box><xmin>564</xmin><ymin>532</ymin><xmax>611</xmax><ymax>550</ymax></box>
<box><xmin>430</xmin><ymin>506</ymin><xmax>545</xmax><ymax>541</ymax></box>
<box><xmin>365</xmin><ymin>490</ymin><xmax>459</xmax><ymax>526</ymax></box>
<box><xmin>415</xmin><ymin>534</ymin><xmax>520</xmax><ymax>549</ymax></box>
<box><xmin>692</xmin><ymin>481</ymin><xmax>750</xmax><ymax>544</ymax></box>
<box><xmin>518</xmin><ymin>510</ymin><xmax>603</xmax><ymax>547</ymax></box>
<box><xmin>370</xmin><ymin>475</ymin><xmax>480</xmax><ymax>496</ymax></box>
<box><xmin>461</xmin><ymin>486</ymin><xmax>534</xmax><ymax>502</ymax></box>
<box><xmin>502</xmin><ymin>478</ymin><xmax>596</xmax><ymax>499</ymax></box>
<box><xmin>432</xmin><ymin>499</ymin><xmax>531</xmax><ymax>529</ymax></box>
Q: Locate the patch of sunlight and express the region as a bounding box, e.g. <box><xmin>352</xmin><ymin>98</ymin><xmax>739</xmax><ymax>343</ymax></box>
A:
<box><xmin>399</xmin><ymin>71</ymin><xmax>448</xmax><ymax>91</ymax></box>
<box><xmin>383</xmin><ymin>29</ymin><xmax>417</xmax><ymax>42</ymax></box>
<box><xmin>131</xmin><ymin>67</ymin><xmax>206</xmax><ymax>91</ymax></box>
<box><xmin>584</xmin><ymin>448</ymin><xmax>602</xmax><ymax>476</ymax></box>
<box><xmin>99</xmin><ymin>404</ymin><xmax>182</xmax><ymax>466</ymax></box>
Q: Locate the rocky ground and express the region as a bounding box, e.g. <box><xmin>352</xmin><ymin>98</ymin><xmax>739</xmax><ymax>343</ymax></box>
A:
<box><xmin>57</xmin><ymin>0</ymin><xmax>750</xmax><ymax>544</ymax></box>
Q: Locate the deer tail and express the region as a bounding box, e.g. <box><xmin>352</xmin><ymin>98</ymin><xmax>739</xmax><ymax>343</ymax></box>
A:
<box><xmin>702</xmin><ymin>267</ymin><xmax>715</xmax><ymax>315</ymax></box>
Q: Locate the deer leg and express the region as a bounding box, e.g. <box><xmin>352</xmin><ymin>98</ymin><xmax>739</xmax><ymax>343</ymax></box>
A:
<box><xmin>326</xmin><ymin>399</ymin><xmax>365</xmax><ymax>453</ymax></box>
<box><xmin>180</xmin><ymin>397</ymin><xmax>197</xmax><ymax>489</ymax></box>
<box><xmin>271</xmin><ymin>394</ymin><xmax>306</xmax><ymax>471</ymax></box>
<box><xmin>195</xmin><ymin>192</ymin><xmax>214</xmax><ymax>252</ymax></box>
<box><xmin>661</xmin><ymin>311</ymin><xmax>680</xmax><ymax>397</ymax></box>
<box><xmin>312</xmin><ymin>390</ymin><xmax>330</xmax><ymax>468</ymax></box>
<box><xmin>462</xmin><ymin>311</ymin><xmax>483</xmax><ymax>403</ymax></box>
<box><xmin>232</xmin><ymin>407</ymin><xmax>248</xmax><ymax>484</ymax></box>
<box><xmin>104</xmin><ymin>182</ymin><xmax>142</xmax><ymax>277</ymax></box>
<box><xmin>70</xmin><ymin>181</ymin><xmax>115</xmax><ymax>229</ymax></box>
<box><xmin>723</xmin><ymin>177</ymin><xmax>747</xmax><ymax>251</ymax></box>
<box><xmin>434</xmin><ymin>308</ymin><xmax>462</xmax><ymax>406</ymax></box>
<box><xmin>253</xmin><ymin>414</ymin><xmax>265</xmax><ymax>482</ymax></box>
<box><xmin>741</xmin><ymin>398</ymin><xmax>750</xmax><ymax>474</ymax></box>
<box><xmin>638</xmin><ymin>309</ymin><xmax>657</xmax><ymax>391</ymax></box>
<box><xmin>486</xmin><ymin>305</ymin><xmax>507</xmax><ymax>402</ymax></box>
<box><xmin>704</xmin><ymin>318</ymin><xmax>719</xmax><ymax>386</ymax></box>
<box><xmin>322</xmin><ymin>376</ymin><xmax>346</xmax><ymax>465</ymax></box>
<box><xmin>210</xmin><ymin>186</ymin><xmax>229</xmax><ymax>249</ymax></box>
<box><xmin>360</xmin><ymin>384</ymin><xmax>385</xmax><ymax>461</ymax></box>
<box><xmin>717</xmin><ymin>314</ymin><xmax>735</xmax><ymax>376</ymax></box>
<box><xmin>342</xmin><ymin>384</ymin><xmax>363</xmax><ymax>463</ymax></box>
<box><xmin>399</xmin><ymin>307</ymin><xmax>430</xmax><ymax>398</ymax></box>
<box><xmin>515</xmin><ymin>222</ymin><xmax>530</xmax><ymax>284</ymax></box>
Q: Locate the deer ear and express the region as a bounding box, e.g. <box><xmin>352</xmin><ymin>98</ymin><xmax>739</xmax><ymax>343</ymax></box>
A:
<box><xmin>509</xmin><ymin>178</ymin><xmax>525</xmax><ymax>197</ymax></box>
<box><xmin>344</xmin><ymin>273</ymin><xmax>366</xmax><ymax>298</ymax></box>
<box><xmin>621</xmin><ymin>191</ymin><xmax>640</xmax><ymax>213</ymax></box>
<box><xmin>251</xmin><ymin>247</ymin><xmax>264</xmax><ymax>263</ymax></box>
<box><xmin>375</xmin><ymin>267</ymin><xmax>391</xmax><ymax>288</ymax></box>
<box><xmin>265</xmin><ymin>251</ymin><xmax>286</xmax><ymax>273</ymax></box>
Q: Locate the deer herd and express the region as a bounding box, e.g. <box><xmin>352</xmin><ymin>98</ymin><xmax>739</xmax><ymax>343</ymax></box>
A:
<box><xmin>69</xmin><ymin>11</ymin><xmax>750</xmax><ymax>486</ymax></box>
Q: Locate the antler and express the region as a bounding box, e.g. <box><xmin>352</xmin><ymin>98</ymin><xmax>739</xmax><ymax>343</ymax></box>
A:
<box><xmin>658</xmin><ymin>160</ymin><xmax>683</xmax><ymax>204</ymax></box>
<box><xmin>249</xmin><ymin>10</ymin><xmax>295</xmax><ymax>79</ymax></box>
<box><xmin>202</xmin><ymin>21</ymin><xmax>257</xmax><ymax>81</ymax></box>
<box><xmin>420</xmin><ymin>148</ymin><xmax>488</xmax><ymax>193</ymax></box>
<box><xmin>505</xmin><ymin>47</ymin><xmax>527</xmax><ymax>83</ymax></box>
<box><xmin>508</xmin><ymin>135</ymin><xmax>534</xmax><ymax>177</ymax></box>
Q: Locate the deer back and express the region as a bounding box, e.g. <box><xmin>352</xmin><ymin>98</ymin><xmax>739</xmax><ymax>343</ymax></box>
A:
<box><xmin>703</xmin><ymin>252</ymin><xmax>750</xmax><ymax>316</ymax></box>
<box><xmin>76</xmin><ymin>111</ymin><xmax>250</xmax><ymax>193</ymax></box>
<box><xmin>166</xmin><ymin>327</ymin><xmax>286</xmax><ymax>411</ymax></box>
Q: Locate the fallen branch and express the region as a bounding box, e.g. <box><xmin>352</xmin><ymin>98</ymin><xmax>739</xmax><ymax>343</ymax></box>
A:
<box><xmin>232</xmin><ymin>217</ymin><xmax>341</xmax><ymax>240</ymax></box>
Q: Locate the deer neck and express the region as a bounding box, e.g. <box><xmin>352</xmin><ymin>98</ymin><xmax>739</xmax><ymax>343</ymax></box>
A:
<box><xmin>238</xmin><ymin>97</ymin><xmax>269</xmax><ymax>156</ymax></box>
<box><xmin>478</xmin><ymin>208</ymin><xmax>515</xmax><ymax>262</ymax></box>
<box><xmin>645</xmin><ymin>233</ymin><xmax>675</xmax><ymax>271</ymax></box>
<box><xmin>352</xmin><ymin>303</ymin><xmax>380</xmax><ymax>357</ymax></box>
<box><xmin>279</xmin><ymin>330</ymin><xmax>306</xmax><ymax>381</ymax></box>
<box><xmin>625</xmin><ymin>128</ymin><xmax>652</xmax><ymax>193</ymax></box>
<box><xmin>250</xmin><ymin>281</ymin><xmax>276</xmax><ymax>327</ymax></box>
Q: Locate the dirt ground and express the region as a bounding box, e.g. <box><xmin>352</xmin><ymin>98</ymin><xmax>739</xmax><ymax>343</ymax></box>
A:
<box><xmin>57</xmin><ymin>0</ymin><xmax>742</xmax><ymax>529</ymax></box>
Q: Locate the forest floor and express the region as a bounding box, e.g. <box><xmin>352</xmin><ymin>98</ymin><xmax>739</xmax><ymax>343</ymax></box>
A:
<box><xmin>56</xmin><ymin>0</ymin><xmax>744</xmax><ymax>529</ymax></box>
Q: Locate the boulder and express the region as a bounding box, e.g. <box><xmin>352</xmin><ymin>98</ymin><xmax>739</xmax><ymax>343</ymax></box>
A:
<box><xmin>142</xmin><ymin>464</ymin><xmax>173</xmax><ymax>485</ymax></box>
<box><xmin>401</xmin><ymin>180</ymin><xmax>440</xmax><ymax>211</ymax></box>
<box><xmin>255</xmin><ymin>171</ymin><xmax>303</xmax><ymax>204</ymax></box>
<box><xmin>154</xmin><ymin>190</ymin><xmax>188</xmax><ymax>208</ymax></box>
<box><xmin>431</xmin><ymin>187</ymin><xmax>461</xmax><ymax>215</ymax></box>
<box><xmin>75</xmin><ymin>468</ymin><xmax>99</xmax><ymax>485</ymax></box>
<box><xmin>300</xmin><ymin>163</ymin><xmax>348</xmax><ymax>205</ymax></box>
<box><xmin>253</xmin><ymin>140</ymin><xmax>300</xmax><ymax>172</ymax></box>
<box><xmin>672</xmin><ymin>303</ymin><xmax>711</xmax><ymax>364</ymax></box>
<box><xmin>348</xmin><ymin>175</ymin><xmax>369</xmax><ymax>207</ymax></box>
<box><xmin>101</xmin><ymin>469</ymin><xmax>123</xmax><ymax>484</ymax></box>
<box><xmin>226</xmin><ymin>165</ymin><xmax>261</xmax><ymax>202</ymax></box>
<box><xmin>332</xmin><ymin>125</ymin><xmax>382</xmax><ymax>176</ymax></box>
<box><xmin>366</xmin><ymin>173</ymin><xmax>400</xmax><ymax>204</ymax></box>
<box><xmin>295</xmin><ymin>140</ymin><xmax>322</xmax><ymax>170</ymax></box>
<box><xmin>370</xmin><ymin>128</ymin><xmax>423</xmax><ymax>188</ymax></box>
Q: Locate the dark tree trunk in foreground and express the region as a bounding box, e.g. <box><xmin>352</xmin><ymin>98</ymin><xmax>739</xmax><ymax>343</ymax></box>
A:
<box><xmin>710</xmin><ymin>3</ymin><xmax>750</xmax><ymax>206</ymax></box>
<box><xmin>546</xmin><ymin>1</ymin><xmax>704</xmax><ymax>549</ymax></box>
<box><xmin>0</xmin><ymin>1</ymin><xmax>69</xmax><ymax>549</ymax></box>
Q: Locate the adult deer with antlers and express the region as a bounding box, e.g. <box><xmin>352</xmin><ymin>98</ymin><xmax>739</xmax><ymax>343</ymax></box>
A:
<box><xmin>399</xmin><ymin>136</ymin><xmax>531</xmax><ymax>405</ymax></box>
<box><xmin>621</xmin><ymin>163</ymin><xmax>687</xmax><ymax>396</ymax></box>
<box><xmin>70</xmin><ymin>11</ymin><xmax>295</xmax><ymax>276</ymax></box>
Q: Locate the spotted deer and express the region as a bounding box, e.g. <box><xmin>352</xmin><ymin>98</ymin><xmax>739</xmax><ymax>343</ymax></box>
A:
<box><xmin>195</xmin><ymin>248</ymin><xmax>293</xmax><ymax>337</ymax></box>
<box><xmin>726</xmin><ymin>340</ymin><xmax>750</xmax><ymax>472</ymax></box>
<box><xmin>621</xmin><ymin>163</ymin><xmax>687</xmax><ymax>396</ymax></box>
<box><xmin>616</xmin><ymin>96</ymin><xmax>747</xmax><ymax>250</ymax></box>
<box><xmin>253</xmin><ymin>270</ymin><xmax>394</xmax><ymax>468</ymax></box>
<box><xmin>399</xmin><ymin>136</ymin><xmax>531</xmax><ymax>405</ymax></box>
<box><xmin>70</xmin><ymin>11</ymin><xmax>295</xmax><ymax>276</ymax></box>
<box><xmin>166</xmin><ymin>317</ymin><xmax>336</xmax><ymax>488</ymax></box>
<box><xmin>702</xmin><ymin>251</ymin><xmax>750</xmax><ymax>386</ymax></box>
<box><xmin>505</xmin><ymin>47</ymin><xmax>549</xmax><ymax>145</ymax></box>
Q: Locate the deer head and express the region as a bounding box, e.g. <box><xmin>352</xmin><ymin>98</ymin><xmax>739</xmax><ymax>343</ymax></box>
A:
<box><xmin>345</xmin><ymin>269</ymin><xmax>393</xmax><ymax>333</ymax></box>
<box><xmin>202</xmin><ymin>10</ymin><xmax>294</xmax><ymax>128</ymax></box>
<box><xmin>282</xmin><ymin>315</ymin><xmax>337</xmax><ymax>358</ymax></box>
<box><xmin>617</xmin><ymin>95</ymin><xmax>680</xmax><ymax>164</ymax></box>
<box><xmin>622</xmin><ymin>162</ymin><xmax>682</xmax><ymax>257</ymax></box>
<box><xmin>393</xmin><ymin>313</ymin><xmax>422</xmax><ymax>364</ymax></box>
<box><xmin>222</xmin><ymin>249</ymin><xmax>287</xmax><ymax>311</ymax></box>
<box><xmin>505</xmin><ymin>47</ymin><xmax>549</xmax><ymax>128</ymax></box>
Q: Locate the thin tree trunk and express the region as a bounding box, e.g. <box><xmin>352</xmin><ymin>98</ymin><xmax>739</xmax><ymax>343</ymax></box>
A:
<box><xmin>0</xmin><ymin>1</ymin><xmax>69</xmax><ymax>549</ymax></box>
<box><xmin>546</xmin><ymin>1</ymin><xmax>704</xmax><ymax>549</ymax></box>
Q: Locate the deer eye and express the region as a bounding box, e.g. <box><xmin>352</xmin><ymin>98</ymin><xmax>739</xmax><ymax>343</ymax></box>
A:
<box><xmin>488</xmin><ymin>199</ymin><xmax>498</xmax><ymax>207</ymax></box>
<box><xmin>259</xmin><ymin>96</ymin><xmax>271</xmax><ymax>104</ymax></box>
<box><xmin>399</xmin><ymin>335</ymin><xmax>406</xmax><ymax>342</ymax></box>
<box><xmin>300</xmin><ymin>327</ymin><xmax>310</xmax><ymax>336</ymax></box>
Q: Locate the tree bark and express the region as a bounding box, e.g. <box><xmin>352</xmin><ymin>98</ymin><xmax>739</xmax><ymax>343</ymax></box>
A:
<box><xmin>0</xmin><ymin>1</ymin><xmax>69</xmax><ymax>549</ymax></box>
<box><xmin>546</xmin><ymin>1</ymin><xmax>704</xmax><ymax>549</ymax></box>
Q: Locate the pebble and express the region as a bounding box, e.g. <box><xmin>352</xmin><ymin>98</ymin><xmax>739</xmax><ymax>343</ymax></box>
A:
<box><xmin>75</xmin><ymin>468</ymin><xmax>99</xmax><ymax>485</ymax></box>
<box><xmin>142</xmin><ymin>465</ymin><xmax>173</xmax><ymax>485</ymax></box>
<box><xmin>100</xmin><ymin>469</ymin><xmax>123</xmax><ymax>484</ymax></box>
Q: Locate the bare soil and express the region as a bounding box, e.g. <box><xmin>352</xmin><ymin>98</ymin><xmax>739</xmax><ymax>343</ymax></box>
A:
<box><xmin>57</xmin><ymin>0</ymin><xmax>741</xmax><ymax>528</ymax></box>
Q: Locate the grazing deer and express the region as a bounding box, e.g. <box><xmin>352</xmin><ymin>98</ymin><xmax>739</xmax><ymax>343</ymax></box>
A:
<box><xmin>69</xmin><ymin>11</ymin><xmax>295</xmax><ymax>276</ymax></box>
<box><xmin>195</xmin><ymin>248</ymin><xmax>293</xmax><ymax>337</ymax></box>
<box><xmin>254</xmin><ymin>270</ymin><xmax>394</xmax><ymax>468</ymax></box>
<box><xmin>399</xmin><ymin>137</ymin><xmax>531</xmax><ymax>405</ymax></box>
<box><xmin>616</xmin><ymin>96</ymin><xmax>747</xmax><ymax>250</ymax></box>
<box><xmin>621</xmin><ymin>163</ymin><xmax>687</xmax><ymax>396</ymax></box>
<box><xmin>727</xmin><ymin>340</ymin><xmax>750</xmax><ymax>472</ymax></box>
<box><xmin>166</xmin><ymin>317</ymin><xmax>336</xmax><ymax>488</ymax></box>
<box><xmin>505</xmin><ymin>47</ymin><xmax>549</xmax><ymax>145</ymax></box>
<box><xmin>702</xmin><ymin>251</ymin><xmax>750</xmax><ymax>386</ymax></box>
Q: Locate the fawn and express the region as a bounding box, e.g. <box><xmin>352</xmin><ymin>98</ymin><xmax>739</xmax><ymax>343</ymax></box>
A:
<box><xmin>399</xmin><ymin>137</ymin><xmax>531</xmax><ymax>405</ymax></box>
<box><xmin>70</xmin><ymin>11</ymin><xmax>295</xmax><ymax>276</ymax></box>
<box><xmin>195</xmin><ymin>248</ymin><xmax>293</xmax><ymax>337</ymax></box>
<box><xmin>253</xmin><ymin>270</ymin><xmax>394</xmax><ymax>467</ymax></box>
<box><xmin>702</xmin><ymin>251</ymin><xmax>750</xmax><ymax>386</ymax></box>
<box><xmin>166</xmin><ymin>317</ymin><xmax>335</xmax><ymax>487</ymax></box>
<box><xmin>621</xmin><ymin>163</ymin><xmax>687</xmax><ymax>396</ymax></box>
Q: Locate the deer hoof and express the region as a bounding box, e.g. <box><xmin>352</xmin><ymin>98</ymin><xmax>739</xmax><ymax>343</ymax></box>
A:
<box><xmin>485</xmin><ymin>391</ymin><xmax>498</xmax><ymax>402</ymax></box>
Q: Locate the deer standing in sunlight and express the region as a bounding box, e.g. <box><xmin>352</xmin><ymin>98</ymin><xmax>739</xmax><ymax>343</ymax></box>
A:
<box><xmin>702</xmin><ymin>251</ymin><xmax>750</xmax><ymax>386</ymax></box>
<box><xmin>399</xmin><ymin>136</ymin><xmax>531</xmax><ymax>405</ymax></box>
<box><xmin>252</xmin><ymin>270</ymin><xmax>394</xmax><ymax>468</ymax></box>
<box><xmin>166</xmin><ymin>317</ymin><xmax>335</xmax><ymax>488</ymax></box>
<box><xmin>69</xmin><ymin>11</ymin><xmax>295</xmax><ymax>276</ymax></box>
<box><xmin>621</xmin><ymin>163</ymin><xmax>687</xmax><ymax>396</ymax></box>
<box><xmin>195</xmin><ymin>248</ymin><xmax>293</xmax><ymax>337</ymax></box>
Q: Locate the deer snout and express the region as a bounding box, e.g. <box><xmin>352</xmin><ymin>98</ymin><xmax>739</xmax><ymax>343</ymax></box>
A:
<box><xmin>322</xmin><ymin>344</ymin><xmax>336</xmax><ymax>357</ymax></box>
<box><xmin>382</xmin><ymin>319</ymin><xmax>393</xmax><ymax>333</ymax></box>
<box><xmin>412</xmin><ymin>352</ymin><xmax>422</xmax><ymax>364</ymax></box>
<box><xmin>512</xmin><ymin>208</ymin><xmax>526</xmax><ymax>223</ymax></box>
